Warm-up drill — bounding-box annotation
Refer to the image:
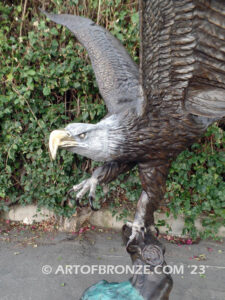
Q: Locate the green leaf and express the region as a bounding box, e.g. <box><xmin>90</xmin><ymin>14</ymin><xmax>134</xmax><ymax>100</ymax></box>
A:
<box><xmin>43</xmin><ymin>86</ymin><xmax>51</xmax><ymax>96</ymax></box>
<box><xmin>7</xmin><ymin>73</ymin><xmax>13</xmax><ymax>81</ymax></box>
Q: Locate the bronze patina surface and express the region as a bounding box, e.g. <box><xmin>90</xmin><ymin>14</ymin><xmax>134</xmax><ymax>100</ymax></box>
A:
<box><xmin>42</xmin><ymin>1</ymin><xmax>225</xmax><ymax>298</ymax></box>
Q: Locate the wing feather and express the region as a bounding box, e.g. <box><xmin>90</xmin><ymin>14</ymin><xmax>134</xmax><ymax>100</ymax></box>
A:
<box><xmin>41</xmin><ymin>11</ymin><xmax>144</xmax><ymax>115</ymax></box>
<box><xmin>140</xmin><ymin>0</ymin><xmax>225</xmax><ymax>119</ymax></box>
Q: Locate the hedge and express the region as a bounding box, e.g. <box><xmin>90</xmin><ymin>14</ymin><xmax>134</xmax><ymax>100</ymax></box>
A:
<box><xmin>0</xmin><ymin>0</ymin><xmax>224</xmax><ymax>239</ymax></box>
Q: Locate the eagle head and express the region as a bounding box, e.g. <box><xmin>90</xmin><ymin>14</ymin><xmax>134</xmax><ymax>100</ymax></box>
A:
<box><xmin>49</xmin><ymin>116</ymin><xmax>121</xmax><ymax>161</ymax></box>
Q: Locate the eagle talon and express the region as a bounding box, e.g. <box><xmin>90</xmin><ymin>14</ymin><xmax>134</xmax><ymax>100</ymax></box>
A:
<box><xmin>64</xmin><ymin>177</ymin><xmax>101</xmax><ymax>210</ymax></box>
<box><xmin>155</xmin><ymin>226</ymin><xmax>159</xmax><ymax>237</ymax></box>
<box><xmin>76</xmin><ymin>197</ymin><xmax>88</xmax><ymax>208</ymax></box>
<box><xmin>126</xmin><ymin>222</ymin><xmax>146</xmax><ymax>250</ymax></box>
<box><xmin>61</xmin><ymin>190</ymin><xmax>74</xmax><ymax>207</ymax></box>
<box><xmin>60</xmin><ymin>199</ymin><xmax>67</xmax><ymax>207</ymax></box>
<box><xmin>89</xmin><ymin>196</ymin><xmax>100</xmax><ymax>211</ymax></box>
<box><xmin>61</xmin><ymin>193</ymin><xmax>75</xmax><ymax>208</ymax></box>
<box><xmin>67</xmin><ymin>188</ymin><xmax>75</xmax><ymax>200</ymax></box>
<box><xmin>64</xmin><ymin>188</ymin><xmax>88</xmax><ymax>208</ymax></box>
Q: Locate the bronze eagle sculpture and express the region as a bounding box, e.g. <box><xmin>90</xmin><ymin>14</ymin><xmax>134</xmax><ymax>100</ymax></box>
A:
<box><xmin>44</xmin><ymin>0</ymin><xmax>225</xmax><ymax>247</ymax></box>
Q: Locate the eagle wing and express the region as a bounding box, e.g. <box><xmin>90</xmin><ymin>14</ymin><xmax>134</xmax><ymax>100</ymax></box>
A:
<box><xmin>140</xmin><ymin>0</ymin><xmax>225</xmax><ymax>119</ymax></box>
<box><xmin>42</xmin><ymin>11</ymin><xmax>144</xmax><ymax>115</ymax></box>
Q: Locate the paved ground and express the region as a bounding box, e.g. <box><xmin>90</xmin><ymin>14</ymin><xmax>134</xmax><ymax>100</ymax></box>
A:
<box><xmin>0</xmin><ymin>223</ymin><xmax>225</xmax><ymax>300</ymax></box>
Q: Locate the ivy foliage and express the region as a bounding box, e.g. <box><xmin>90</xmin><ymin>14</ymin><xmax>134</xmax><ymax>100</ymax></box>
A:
<box><xmin>166</xmin><ymin>124</ymin><xmax>225</xmax><ymax>239</ymax></box>
<box><xmin>0</xmin><ymin>0</ymin><xmax>139</xmax><ymax>217</ymax></box>
<box><xmin>0</xmin><ymin>0</ymin><xmax>224</xmax><ymax>238</ymax></box>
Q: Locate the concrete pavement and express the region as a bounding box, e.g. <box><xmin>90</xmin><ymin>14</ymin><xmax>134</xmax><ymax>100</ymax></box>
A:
<box><xmin>0</xmin><ymin>224</ymin><xmax>225</xmax><ymax>300</ymax></box>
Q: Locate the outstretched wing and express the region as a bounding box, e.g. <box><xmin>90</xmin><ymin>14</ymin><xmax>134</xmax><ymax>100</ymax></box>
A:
<box><xmin>140</xmin><ymin>0</ymin><xmax>225</xmax><ymax>119</ymax></box>
<box><xmin>41</xmin><ymin>11</ymin><xmax>144</xmax><ymax>115</ymax></box>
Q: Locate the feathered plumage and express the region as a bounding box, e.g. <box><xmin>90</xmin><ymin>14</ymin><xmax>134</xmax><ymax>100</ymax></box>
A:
<box><xmin>42</xmin><ymin>2</ymin><xmax>225</xmax><ymax>298</ymax></box>
<box><xmin>44</xmin><ymin>0</ymin><xmax>225</xmax><ymax>246</ymax></box>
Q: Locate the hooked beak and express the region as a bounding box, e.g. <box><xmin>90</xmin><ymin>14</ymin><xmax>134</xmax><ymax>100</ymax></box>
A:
<box><xmin>49</xmin><ymin>129</ymin><xmax>77</xmax><ymax>160</ymax></box>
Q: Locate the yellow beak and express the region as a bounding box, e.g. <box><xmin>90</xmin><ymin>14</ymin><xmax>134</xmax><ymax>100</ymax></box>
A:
<box><xmin>49</xmin><ymin>129</ymin><xmax>77</xmax><ymax>160</ymax></box>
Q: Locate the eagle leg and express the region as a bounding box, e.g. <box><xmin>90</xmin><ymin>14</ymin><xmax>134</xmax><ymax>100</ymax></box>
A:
<box><xmin>126</xmin><ymin>163</ymin><xmax>170</xmax><ymax>247</ymax></box>
<box><xmin>126</xmin><ymin>191</ymin><xmax>148</xmax><ymax>247</ymax></box>
<box><xmin>65</xmin><ymin>179</ymin><xmax>99</xmax><ymax>211</ymax></box>
<box><xmin>62</xmin><ymin>161</ymin><xmax>136</xmax><ymax>210</ymax></box>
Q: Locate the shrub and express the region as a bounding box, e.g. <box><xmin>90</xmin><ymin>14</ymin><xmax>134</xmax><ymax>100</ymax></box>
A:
<box><xmin>0</xmin><ymin>0</ymin><xmax>224</xmax><ymax>238</ymax></box>
<box><xmin>166</xmin><ymin>124</ymin><xmax>225</xmax><ymax>239</ymax></box>
<box><xmin>0</xmin><ymin>0</ymin><xmax>139</xmax><ymax>217</ymax></box>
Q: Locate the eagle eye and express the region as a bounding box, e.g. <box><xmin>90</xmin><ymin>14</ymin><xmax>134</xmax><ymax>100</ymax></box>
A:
<box><xmin>79</xmin><ymin>133</ymin><xmax>86</xmax><ymax>139</ymax></box>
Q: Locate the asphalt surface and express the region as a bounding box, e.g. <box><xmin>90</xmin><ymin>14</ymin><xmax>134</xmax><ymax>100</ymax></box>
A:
<box><xmin>0</xmin><ymin>223</ymin><xmax>225</xmax><ymax>300</ymax></box>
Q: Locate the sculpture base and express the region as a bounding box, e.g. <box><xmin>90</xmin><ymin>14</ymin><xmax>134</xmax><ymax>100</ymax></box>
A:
<box><xmin>80</xmin><ymin>225</ymin><xmax>173</xmax><ymax>299</ymax></box>
<box><xmin>81</xmin><ymin>280</ymin><xmax>144</xmax><ymax>300</ymax></box>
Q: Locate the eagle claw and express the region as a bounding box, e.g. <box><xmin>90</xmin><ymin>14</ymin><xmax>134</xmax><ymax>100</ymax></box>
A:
<box><xmin>61</xmin><ymin>177</ymin><xmax>100</xmax><ymax>211</ymax></box>
<box><xmin>89</xmin><ymin>196</ymin><xmax>99</xmax><ymax>211</ymax></box>
<box><xmin>75</xmin><ymin>197</ymin><xmax>88</xmax><ymax>208</ymax></box>
<box><xmin>126</xmin><ymin>221</ymin><xmax>146</xmax><ymax>249</ymax></box>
